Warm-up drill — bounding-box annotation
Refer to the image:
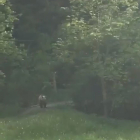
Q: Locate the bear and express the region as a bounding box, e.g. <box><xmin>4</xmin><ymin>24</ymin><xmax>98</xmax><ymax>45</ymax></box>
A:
<box><xmin>38</xmin><ymin>94</ymin><xmax>47</xmax><ymax>108</ymax></box>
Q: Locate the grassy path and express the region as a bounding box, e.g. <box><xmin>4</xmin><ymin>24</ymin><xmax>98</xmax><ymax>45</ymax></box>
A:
<box><xmin>20</xmin><ymin>101</ymin><xmax>74</xmax><ymax>115</ymax></box>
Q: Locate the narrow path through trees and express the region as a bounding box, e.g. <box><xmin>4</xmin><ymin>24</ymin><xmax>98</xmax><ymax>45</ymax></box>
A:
<box><xmin>20</xmin><ymin>101</ymin><xmax>74</xmax><ymax>115</ymax></box>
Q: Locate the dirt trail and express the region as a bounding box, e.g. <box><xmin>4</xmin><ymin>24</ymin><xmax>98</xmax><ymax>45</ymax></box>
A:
<box><xmin>20</xmin><ymin>101</ymin><xmax>74</xmax><ymax>115</ymax></box>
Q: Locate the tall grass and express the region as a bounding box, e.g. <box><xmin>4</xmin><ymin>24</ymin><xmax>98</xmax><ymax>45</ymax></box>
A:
<box><xmin>0</xmin><ymin>109</ymin><xmax>140</xmax><ymax>140</ymax></box>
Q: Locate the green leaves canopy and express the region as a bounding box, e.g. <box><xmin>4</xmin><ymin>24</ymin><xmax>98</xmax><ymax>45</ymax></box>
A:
<box><xmin>54</xmin><ymin>0</ymin><xmax>140</xmax><ymax>82</ymax></box>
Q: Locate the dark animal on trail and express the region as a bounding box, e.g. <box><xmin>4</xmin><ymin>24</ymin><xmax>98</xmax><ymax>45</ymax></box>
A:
<box><xmin>38</xmin><ymin>95</ymin><xmax>47</xmax><ymax>108</ymax></box>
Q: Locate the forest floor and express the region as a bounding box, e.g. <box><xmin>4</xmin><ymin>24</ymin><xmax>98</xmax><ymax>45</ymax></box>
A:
<box><xmin>1</xmin><ymin>108</ymin><xmax>140</xmax><ymax>140</ymax></box>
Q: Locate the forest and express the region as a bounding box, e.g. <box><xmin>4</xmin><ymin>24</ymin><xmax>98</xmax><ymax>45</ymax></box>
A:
<box><xmin>2</xmin><ymin>0</ymin><xmax>140</xmax><ymax>139</ymax></box>
<box><xmin>1</xmin><ymin>0</ymin><xmax>140</xmax><ymax>124</ymax></box>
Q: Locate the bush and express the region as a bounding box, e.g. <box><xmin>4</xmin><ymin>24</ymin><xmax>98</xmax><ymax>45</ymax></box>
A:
<box><xmin>0</xmin><ymin>104</ymin><xmax>23</xmax><ymax>118</ymax></box>
<box><xmin>71</xmin><ymin>76</ymin><xmax>104</xmax><ymax>115</ymax></box>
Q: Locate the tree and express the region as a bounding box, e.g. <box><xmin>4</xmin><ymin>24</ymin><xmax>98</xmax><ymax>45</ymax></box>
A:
<box><xmin>2</xmin><ymin>0</ymin><xmax>71</xmax><ymax>106</ymax></box>
<box><xmin>10</xmin><ymin>0</ymin><xmax>70</xmax><ymax>52</ymax></box>
<box><xmin>0</xmin><ymin>0</ymin><xmax>26</xmax><ymax>104</ymax></box>
<box><xmin>53</xmin><ymin>0</ymin><xmax>140</xmax><ymax>117</ymax></box>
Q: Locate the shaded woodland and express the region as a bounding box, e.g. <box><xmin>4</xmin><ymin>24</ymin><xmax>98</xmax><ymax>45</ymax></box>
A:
<box><xmin>1</xmin><ymin>0</ymin><xmax>140</xmax><ymax>120</ymax></box>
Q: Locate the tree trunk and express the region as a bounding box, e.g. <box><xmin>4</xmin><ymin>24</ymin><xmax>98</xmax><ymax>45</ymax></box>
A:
<box><xmin>53</xmin><ymin>72</ymin><xmax>57</xmax><ymax>94</ymax></box>
<box><xmin>101</xmin><ymin>77</ymin><xmax>108</xmax><ymax>117</ymax></box>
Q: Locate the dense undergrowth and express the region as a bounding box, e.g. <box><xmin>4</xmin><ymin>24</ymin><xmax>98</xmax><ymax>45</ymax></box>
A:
<box><xmin>0</xmin><ymin>109</ymin><xmax>140</xmax><ymax>140</ymax></box>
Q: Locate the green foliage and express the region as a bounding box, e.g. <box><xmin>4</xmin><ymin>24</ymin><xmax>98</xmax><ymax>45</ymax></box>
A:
<box><xmin>0</xmin><ymin>0</ymin><xmax>27</xmax><ymax>104</ymax></box>
<box><xmin>1</xmin><ymin>0</ymin><xmax>140</xmax><ymax>120</ymax></box>
<box><xmin>0</xmin><ymin>0</ymin><xmax>25</xmax><ymax>75</ymax></box>
<box><xmin>0</xmin><ymin>104</ymin><xmax>22</xmax><ymax>118</ymax></box>
<box><xmin>0</xmin><ymin>0</ymin><xmax>71</xmax><ymax>106</ymax></box>
<box><xmin>10</xmin><ymin>0</ymin><xmax>70</xmax><ymax>51</ymax></box>
<box><xmin>53</xmin><ymin>0</ymin><xmax>140</xmax><ymax>116</ymax></box>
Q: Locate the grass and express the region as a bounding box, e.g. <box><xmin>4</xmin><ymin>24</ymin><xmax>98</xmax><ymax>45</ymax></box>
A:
<box><xmin>1</xmin><ymin>109</ymin><xmax>140</xmax><ymax>140</ymax></box>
